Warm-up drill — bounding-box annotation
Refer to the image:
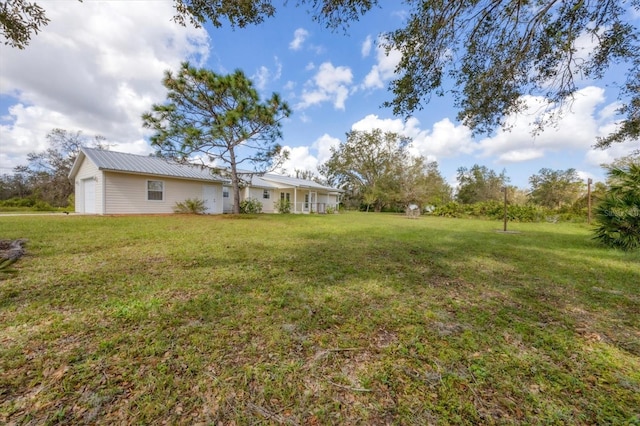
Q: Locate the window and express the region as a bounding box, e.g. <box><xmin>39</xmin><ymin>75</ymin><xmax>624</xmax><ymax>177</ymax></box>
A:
<box><xmin>223</xmin><ymin>187</ymin><xmax>229</xmax><ymax>198</ymax></box>
<box><xmin>147</xmin><ymin>180</ymin><xmax>164</xmax><ymax>201</ymax></box>
<box><xmin>263</xmin><ymin>189</ymin><xmax>270</xmax><ymax>199</ymax></box>
<box><xmin>280</xmin><ymin>192</ymin><xmax>290</xmax><ymax>202</ymax></box>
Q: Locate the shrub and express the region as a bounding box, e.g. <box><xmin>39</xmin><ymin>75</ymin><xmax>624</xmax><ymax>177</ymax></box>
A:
<box><xmin>274</xmin><ymin>198</ymin><xmax>291</xmax><ymax>214</ymax></box>
<box><xmin>491</xmin><ymin>203</ymin><xmax>548</xmax><ymax>222</ymax></box>
<box><xmin>33</xmin><ymin>200</ymin><xmax>54</xmax><ymax>211</ymax></box>
<box><xmin>432</xmin><ymin>201</ymin><xmax>551</xmax><ymax>222</ymax></box>
<box><xmin>593</xmin><ymin>164</ymin><xmax>640</xmax><ymax>251</ymax></box>
<box><xmin>0</xmin><ymin>197</ymin><xmax>36</xmax><ymax>208</ymax></box>
<box><xmin>240</xmin><ymin>198</ymin><xmax>263</xmax><ymax>214</ymax></box>
<box><xmin>173</xmin><ymin>198</ymin><xmax>206</xmax><ymax>214</ymax></box>
<box><xmin>432</xmin><ymin>202</ymin><xmax>465</xmax><ymax>218</ymax></box>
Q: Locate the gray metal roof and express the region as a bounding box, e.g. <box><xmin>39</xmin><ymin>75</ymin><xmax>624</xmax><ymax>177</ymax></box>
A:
<box><xmin>258</xmin><ymin>174</ymin><xmax>342</xmax><ymax>192</ymax></box>
<box><xmin>72</xmin><ymin>148</ymin><xmax>342</xmax><ymax>191</ymax></box>
<box><xmin>75</xmin><ymin>148</ymin><xmax>227</xmax><ymax>182</ymax></box>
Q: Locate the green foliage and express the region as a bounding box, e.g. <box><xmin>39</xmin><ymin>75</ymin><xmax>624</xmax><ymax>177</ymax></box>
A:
<box><xmin>0</xmin><ymin>197</ymin><xmax>36</xmax><ymax>208</ymax></box>
<box><xmin>142</xmin><ymin>62</ymin><xmax>291</xmax><ymax>214</ymax></box>
<box><xmin>273</xmin><ymin>198</ymin><xmax>291</xmax><ymax>214</ymax></box>
<box><xmin>0</xmin><ymin>196</ymin><xmax>74</xmax><ymax>213</ymax></box>
<box><xmin>381</xmin><ymin>1</ymin><xmax>639</xmax><ymax>146</ymax></box>
<box><xmin>529</xmin><ymin>168</ymin><xmax>584</xmax><ymax>209</ymax></box>
<box><xmin>239</xmin><ymin>197</ymin><xmax>263</xmax><ymax>214</ymax></box>
<box><xmin>456</xmin><ymin>165</ymin><xmax>508</xmax><ymax>204</ymax></box>
<box><xmin>33</xmin><ymin>200</ymin><xmax>54</xmax><ymax>211</ymax></box>
<box><xmin>320</xmin><ymin>129</ymin><xmax>450</xmax><ymax>212</ymax></box>
<box><xmin>0</xmin><ymin>0</ymin><xmax>50</xmax><ymax>49</ymax></box>
<box><xmin>594</xmin><ymin>163</ymin><xmax>640</xmax><ymax>251</ymax></box>
<box><xmin>396</xmin><ymin>158</ymin><xmax>452</xmax><ymax>210</ymax></box>
<box><xmin>431</xmin><ymin>201</ymin><xmax>570</xmax><ymax>223</ymax></box>
<box><xmin>0</xmin><ymin>129</ymin><xmax>106</xmax><ymax>207</ymax></box>
<box><xmin>430</xmin><ymin>201</ymin><xmax>464</xmax><ymax>218</ymax></box>
<box><xmin>505</xmin><ymin>204</ymin><xmax>547</xmax><ymax>223</ymax></box>
<box><xmin>320</xmin><ymin>129</ymin><xmax>409</xmax><ymax>212</ymax></box>
<box><xmin>173</xmin><ymin>198</ymin><xmax>206</xmax><ymax>214</ymax></box>
<box><xmin>172</xmin><ymin>0</ymin><xmax>276</xmax><ymax>28</ymax></box>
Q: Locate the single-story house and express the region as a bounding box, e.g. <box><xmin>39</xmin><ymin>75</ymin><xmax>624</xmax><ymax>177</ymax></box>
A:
<box><xmin>237</xmin><ymin>173</ymin><xmax>342</xmax><ymax>214</ymax></box>
<box><xmin>69</xmin><ymin>148</ymin><xmax>342</xmax><ymax>215</ymax></box>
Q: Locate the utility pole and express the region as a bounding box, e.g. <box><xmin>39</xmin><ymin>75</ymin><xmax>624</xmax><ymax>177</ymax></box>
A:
<box><xmin>587</xmin><ymin>178</ymin><xmax>593</xmax><ymax>225</ymax></box>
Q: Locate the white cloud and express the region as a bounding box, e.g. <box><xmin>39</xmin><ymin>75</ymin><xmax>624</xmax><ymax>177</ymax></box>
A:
<box><xmin>298</xmin><ymin>112</ymin><xmax>311</xmax><ymax>123</ymax></box>
<box><xmin>281</xmin><ymin>145</ymin><xmax>317</xmax><ymax>174</ymax></box>
<box><xmin>297</xmin><ymin>62</ymin><xmax>353</xmax><ymax>110</ymax></box>
<box><xmin>252</xmin><ymin>66</ymin><xmax>271</xmax><ymax>91</ymax></box>
<box><xmin>280</xmin><ymin>133</ymin><xmax>340</xmax><ymax>175</ymax></box>
<box><xmin>351</xmin><ymin>114</ymin><xmax>476</xmax><ymax>160</ymax></box>
<box><xmin>361</xmin><ymin>35</ymin><xmax>373</xmax><ymax>57</ymax></box>
<box><xmin>351</xmin><ymin>114</ymin><xmax>407</xmax><ymax>134</ymax></box>
<box><xmin>0</xmin><ymin>0</ymin><xmax>208</xmax><ymax>172</ymax></box>
<box><xmin>361</xmin><ymin>39</ymin><xmax>401</xmax><ymax>90</ymax></box>
<box><xmin>585</xmin><ymin>139</ymin><xmax>639</xmax><ymax>167</ymax></box>
<box><xmin>476</xmin><ymin>86</ymin><xmax>630</xmax><ymax>164</ymax></box>
<box><xmin>313</xmin><ymin>133</ymin><xmax>341</xmax><ymax>165</ymax></box>
<box><xmin>498</xmin><ymin>148</ymin><xmax>545</xmax><ymax>163</ymax></box>
<box><xmin>273</xmin><ymin>56</ymin><xmax>283</xmax><ymax>80</ymax></box>
<box><xmin>289</xmin><ymin>28</ymin><xmax>309</xmax><ymax>51</ymax></box>
<box><xmin>251</xmin><ymin>57</ymin><xmax>282</xmax><ymax>91</ymax></box>
<box><xmin>410</xmin><ymin>118</ymin><xmax>476</xmax><ymax>158</ymax></box>
<box><xmin>362</xmin><ymin>68</ymin><xmax>384</xmax><ymax>90</ymax></box>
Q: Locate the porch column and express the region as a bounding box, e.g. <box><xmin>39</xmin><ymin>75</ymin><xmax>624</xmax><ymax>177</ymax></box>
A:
<box><xmin>294</xmin><ymin>188</ymin><xmax>297</xmax><ymax>213</ymax></box>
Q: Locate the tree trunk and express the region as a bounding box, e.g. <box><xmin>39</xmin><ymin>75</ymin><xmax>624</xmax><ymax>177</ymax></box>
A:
<box><xmin>229</xmin><ymin>149</ymin><xmax>241</xmax><ymax>214</ymax></box>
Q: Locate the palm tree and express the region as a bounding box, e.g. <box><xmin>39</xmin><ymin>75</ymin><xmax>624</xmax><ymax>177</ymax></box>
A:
<box><xmin>593</xmin><ymin>163</ymin><xmax>640</xmax><ymax>251</ymax></box>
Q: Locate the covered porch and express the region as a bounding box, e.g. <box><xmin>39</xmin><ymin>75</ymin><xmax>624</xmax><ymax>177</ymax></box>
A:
<box><xmin>279</xmin><ymin>187</ymin><xmax>341</xmax><ymax>214</ymax></box>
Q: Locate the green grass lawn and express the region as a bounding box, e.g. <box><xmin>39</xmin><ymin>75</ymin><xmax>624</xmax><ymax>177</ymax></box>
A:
<box><xmin>1</xmin><ymin>213</ymin><xmax>638</xmax><ymax>425</ymax></box>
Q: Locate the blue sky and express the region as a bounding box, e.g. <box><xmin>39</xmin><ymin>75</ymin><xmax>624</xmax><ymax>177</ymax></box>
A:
<box><xmin>0</xmin><ymin>1</ymin><xmax>638</xmax><ymax>188</ymax></box>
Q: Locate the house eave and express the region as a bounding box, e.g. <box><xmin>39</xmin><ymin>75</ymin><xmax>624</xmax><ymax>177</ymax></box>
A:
<box><xmin>68</xmin><ymin>151</ymin><xmax>86</xmax><ymax>180</ymax></box>
<box><xmin>97</xmin><ymin>168</ymin><xmax>228</xmax><ymax>184</ymax></box>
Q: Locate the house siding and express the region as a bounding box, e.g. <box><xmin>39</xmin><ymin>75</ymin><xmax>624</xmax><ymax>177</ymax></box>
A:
<box><xmin>73</xmin><ymin>156</ymin><xmax>103</xmax><ymax>214</ymax></box>
<box><xmin>103</xmin><ymin>172</ymin><xmax>220</xmax><ymax>214</ymax></box>
<box><xmin>69</xmin><ymin>149</ymin><xmax>342</xmax><ymax>215</ymax></box>
<box><xmin>245</xmin><ymin>187</ymin><xmax>276</xmax><ymax>213</ymax></box>
<box><xmin>222</xmin><ymin>186</ymin><xmax>233</xmax><ymax>213</ymax></box>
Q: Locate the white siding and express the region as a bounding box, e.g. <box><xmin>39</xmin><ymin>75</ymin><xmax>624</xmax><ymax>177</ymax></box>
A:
<box><xmin>72</xmin><ymin>153</ymin><xmax>340</xmax><ymax>215</ymax></box>
<box><xmin>222</xmin><ymin>186</ymin><xmax>233</xmax><ymax>213</ymax></box>
<box><xmin>83</xmin><ymin>179</ymin><xmax>96</xmax><ymax>213</ymax></box>
<box><xmin>244</xmin><ymin>187</ymin><xmax>276</xmax><ymax>213</ymax></box>
<box><xmin>103</xmin><ymin>172</ymin><xmax>222</xmax><ymax>214</ymax></box>
<box><xmin>202</xmin><ymin>185</ymin><xmax>222</xmax><ymax>214</ymax></box>
<box><xmin>73</xmin><ymin>156</ymin><xmax>103</xmax><ymax>214</ymax></box>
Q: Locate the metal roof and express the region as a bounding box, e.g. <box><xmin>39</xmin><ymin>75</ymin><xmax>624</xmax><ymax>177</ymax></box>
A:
<box><xmin>74</xmin><ymin>148</ymin><xmax>227</xmax><ymax>182</ymax></box>
<box><xmin>258</xmin><ymin>174</ymin><xmax>342</xmax><ymax>192</ymax></box>
<box><xmin>71</xmin><ymin>148</ymin><xmax>342</xmax><ymax>191</ymax></box>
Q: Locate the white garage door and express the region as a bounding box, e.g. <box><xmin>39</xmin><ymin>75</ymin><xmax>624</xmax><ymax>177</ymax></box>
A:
<box><xmin>83</xmin><ymin>178</ymin><xmax>96</xmax><ymax>214</ymax></box>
